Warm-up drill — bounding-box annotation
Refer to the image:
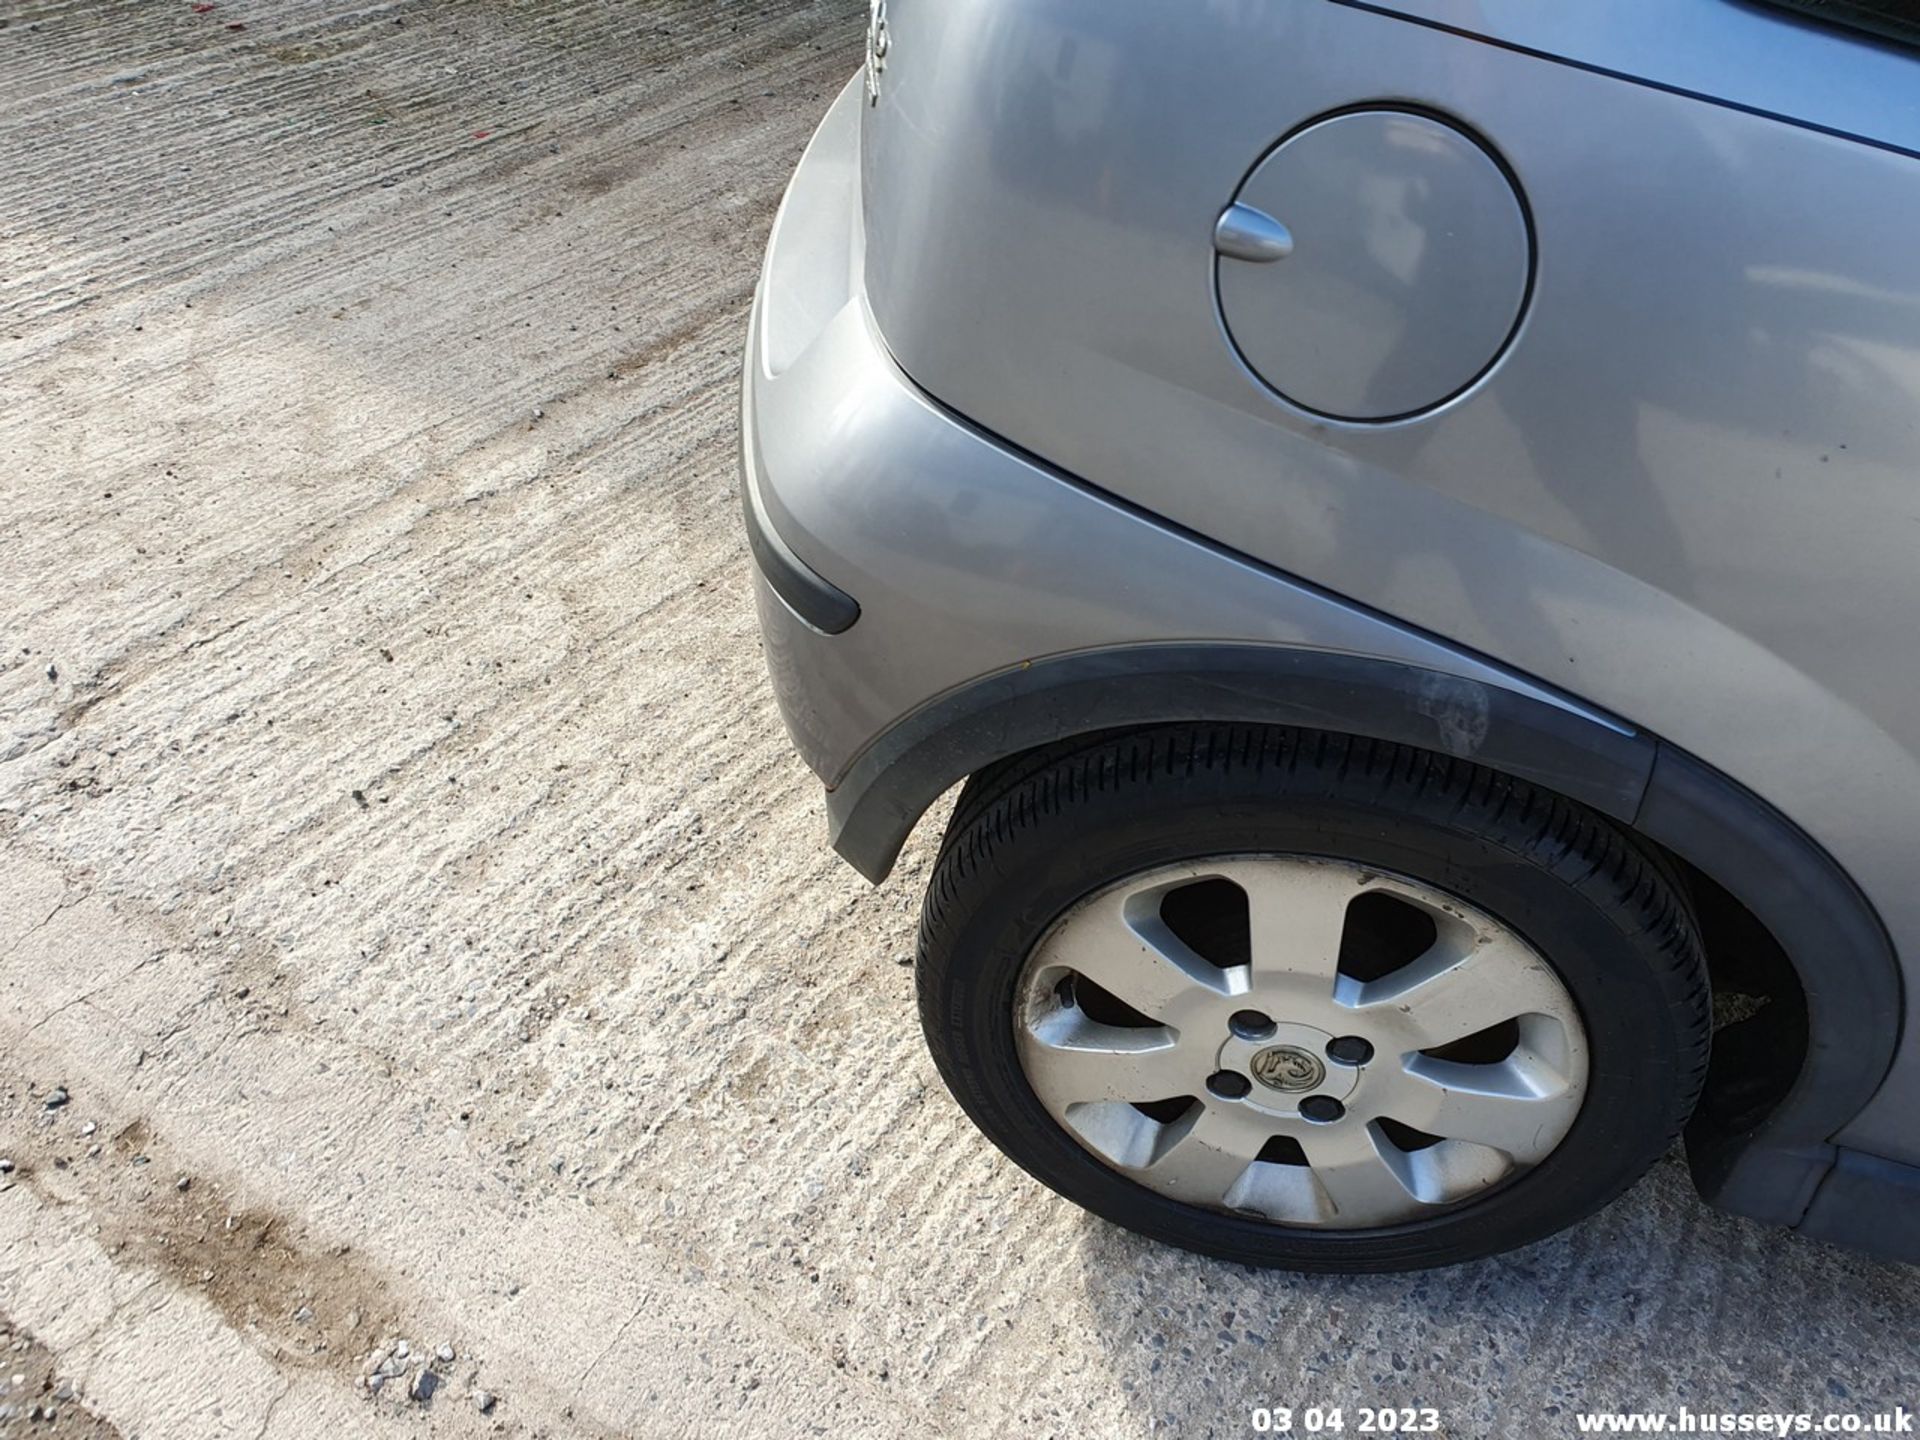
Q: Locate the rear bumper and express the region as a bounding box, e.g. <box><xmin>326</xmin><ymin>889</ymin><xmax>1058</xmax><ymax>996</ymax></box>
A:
<box><xmin>739</xmin><ymin>404</ymin><xmax>856</xmax><ymax>637</ymax></box>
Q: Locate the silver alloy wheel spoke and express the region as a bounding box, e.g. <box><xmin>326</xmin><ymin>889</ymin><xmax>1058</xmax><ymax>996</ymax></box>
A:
<box><xmin>1037</xmin><ymin>885</ymin><xmax>1234</xmax><ymax>1018</ymax></box>
<box><xmin>1295</xmin><ymin>1122</ymin><xmax>1421</xmax><ymax>1227</ymax></box>
<box><xmin>1390</xmin><ymin>1054</ymin><xmax>1581</xmax><ymax>1163</ymax></box>
<box><xmin>1140</xmin><ymin>1107</ymin><xmax>1264</xmax><ymax>1205</ymax></box>
<box><xmin>1015</xmin><ymin>856</ymin><xmax>1590</xmax><ymax>1229</ymax></box>
<box><xmin>1233</xmin><ymin>859</ymin><xmax>1356</xmax><ymax>988</ymax></box>
<box><xmin>1022</xmin><ymin>1014</ymin><xmax>1192</xmax><ymax>1104</ymax></box>
<box><xmin>1352</xmin><ymin>929</ymin><xmax>1571</xmax><ymax>1050</ymax></box>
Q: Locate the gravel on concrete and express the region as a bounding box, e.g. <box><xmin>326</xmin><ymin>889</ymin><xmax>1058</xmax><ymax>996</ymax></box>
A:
<box><xmin>2</xmin><ymin>2</ymin><xmax>1917</xmax><ymax>1437</ymax></box>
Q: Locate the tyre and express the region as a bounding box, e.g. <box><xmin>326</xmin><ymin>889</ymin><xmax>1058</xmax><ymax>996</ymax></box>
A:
<box><xmin>915</xmin><ymin>724</ymin><xmax>1710</xmax><ymax>1271</ymax></box>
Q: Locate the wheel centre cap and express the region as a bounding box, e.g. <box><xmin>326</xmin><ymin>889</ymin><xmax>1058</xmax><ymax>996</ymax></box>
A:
<box><xmin>1249</xmin><ymin>1044</ymin><xmax>1325</xmax><ymax>1093</ymax></box>
<box><xmin>1215</xmin><ymin>1020</ymin><xmax>1361</xmax><ymax>1112</ymax></box>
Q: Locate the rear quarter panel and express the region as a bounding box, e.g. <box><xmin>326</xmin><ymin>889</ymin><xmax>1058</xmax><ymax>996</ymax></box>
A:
<box><xmin>862</xmin><ymin>0</ymin><xmax>1920</xmax><ymax>1156</ymax></box>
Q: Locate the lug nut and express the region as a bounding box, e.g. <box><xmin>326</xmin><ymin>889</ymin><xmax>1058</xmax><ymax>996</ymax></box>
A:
<box><xmin>1299</xmin><ymin>1095</ymin><xmax>1345</xmax><ymax>1123</ymax></box>
<box><xmin>1228</xmin><ymin>1009</ymin><xmax>1276</xmax><ymax>1040</ymax></box>
<box><xmin>1207</xmin><ymin>1070</ymin><xmax>1252</xmax><ymax>1100</ymax></box>
<box><xmin>1326</xmin><ymin>1035</ymin><xmax>1374</xmax><ymax>1066</ymax></box>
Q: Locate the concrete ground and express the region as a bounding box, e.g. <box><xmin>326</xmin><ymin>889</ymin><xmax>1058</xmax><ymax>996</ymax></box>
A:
<box><xmin>0</xmin><ymin>1</ymin><xmax>1915</xmax><ymax>1436</ymax></box>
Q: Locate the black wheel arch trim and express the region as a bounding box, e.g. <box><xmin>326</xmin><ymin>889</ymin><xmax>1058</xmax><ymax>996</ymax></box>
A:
<box><xmin>826</xmin><ymin>643</ymin><xmax>1654</xmax><ymax>876</ymax></box>
<box><xmin>1797</xmin><ymin>1147</ymin><xmax>1920</xmax><ymax>1264</ymax></box>
<box><xmin>1636</xmin><ymin>746</ymin><xmax>1904</xmax><ymax>1236</ymax></box>
<box><xmin>825</xmin><ymin>641</ymin><xmax>1903</xmax><ymax>1237</ymax></box>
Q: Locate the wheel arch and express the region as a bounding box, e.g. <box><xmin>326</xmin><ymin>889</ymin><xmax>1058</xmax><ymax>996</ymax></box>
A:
<box><xmin>825</xmin><ymin>641</ymin><xmax>1902</xmax><ymax>1233</ymax></box>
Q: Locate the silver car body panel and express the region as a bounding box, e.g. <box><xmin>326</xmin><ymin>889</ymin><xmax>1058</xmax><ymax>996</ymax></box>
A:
<box><xmin>859</xmin><ymin>0</ymin><xmax>1920</xmax><ymax>1161</ymax></box>
<box><xmin>746</xmin><ymin>80</ymin><xmax>1623</xmax><ymax>790</ymax></box>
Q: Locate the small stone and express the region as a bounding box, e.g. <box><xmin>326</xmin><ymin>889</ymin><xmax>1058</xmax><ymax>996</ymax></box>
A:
<box><xmin>86</xmin><ymin>1145</ymin><xmax>101</xmax><ymax>1158</ymax></box>
<box><xmin>393</xmin><ymin>1341</ymin><xmax>409</xmax><ymax>1359</ymax></box>
<box><xmin>367</xmin><ymin>1374</ymin><xmax>385</xmax><ymax>1393</ymax></box>
<box><xmin>292</xmin><ymin>1306</ymin><xmax>314</xmax><ymax>1324</ymax></box>
<box><xmin>411</xmin><ymin>1370</ymin><xmax>439</xmax><ymax>1403</ymax></box>
<box><xmin>51</xmin><ymin>1382</ymin><xmax>72</xmax><ymax>1402</ymax></box>
<box><xmin>531</xmin><ymin>407</ymin><xmax>545</xmax><ymax>420</ymax></box>
<box><xmin>132</xmin><ymin>1050</ymin><xmax>146</xmax><ymax>1068</ymax></box>
<box><xmin>176</xmin><ymin>1175</ymin><xmax>191</xmax><ymax>1191</ymax></box>
<box><xmin>474</xmin><ymin>1390</ymin><xmax>496</xmax><ymax>1414</ymax></box>
<box><xmin>435</xmin><ymin>1343</ymin><xmax>454</xmax><ymax>1363</ymax></box>
<box><xmin>0</xmin><ymin>1160</ymin><xmax>13</xmax><ymax>1174</ymax></box>
<box><xmin>44</xmin><ymin>1088</ymin><xmax>69</xmax><ymax>1109</ymax></box>
<box><xmin>79</xmin><ymin>1122</ymin><xmax>96</xmax><ymax>1137</ymax></box>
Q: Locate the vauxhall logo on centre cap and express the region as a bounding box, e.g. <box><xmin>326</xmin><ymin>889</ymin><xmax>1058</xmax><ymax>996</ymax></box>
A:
<box><xmin>866</xmin><ymin>0</ymin><xmax>890</xmax><ymax>106</ymax></box>
<box><xmin>1250</xmin><ymin>1045</ymin><xmax>1326</xmax><ymax>1094</ymax></box>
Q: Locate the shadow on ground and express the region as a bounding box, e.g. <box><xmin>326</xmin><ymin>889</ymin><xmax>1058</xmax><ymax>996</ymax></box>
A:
<box><xmin>1078</xmin><ymin>1151</ymin><xmax>1919</xmax><ymax>1436</ymax></box>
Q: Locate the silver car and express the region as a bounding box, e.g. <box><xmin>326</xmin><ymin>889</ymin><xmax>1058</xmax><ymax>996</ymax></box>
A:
<box><xmin>740</xmin><ymin>0</ymin><xmax>1920</xmax><ymax>1271</ymax></box>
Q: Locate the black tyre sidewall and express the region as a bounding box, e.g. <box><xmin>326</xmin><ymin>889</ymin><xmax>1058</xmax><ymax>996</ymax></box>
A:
<box><xmin>918</xmin><ymin>742</ymin><xmax>1706</xmax><ymax>1271</ymax></box>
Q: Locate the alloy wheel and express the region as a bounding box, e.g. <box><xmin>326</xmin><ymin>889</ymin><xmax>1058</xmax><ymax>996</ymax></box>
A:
<box><xmin>1014</xmin><ymin>856</ymin><xmax>1589</xmax><ymax>1228</ymax></box>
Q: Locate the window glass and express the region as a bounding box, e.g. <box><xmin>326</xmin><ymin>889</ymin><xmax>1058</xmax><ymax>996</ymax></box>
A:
<box><xmin>1758</xmin><ymin>0</ymin><xmax>1920</xmax><ymax>47</ymax></box>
